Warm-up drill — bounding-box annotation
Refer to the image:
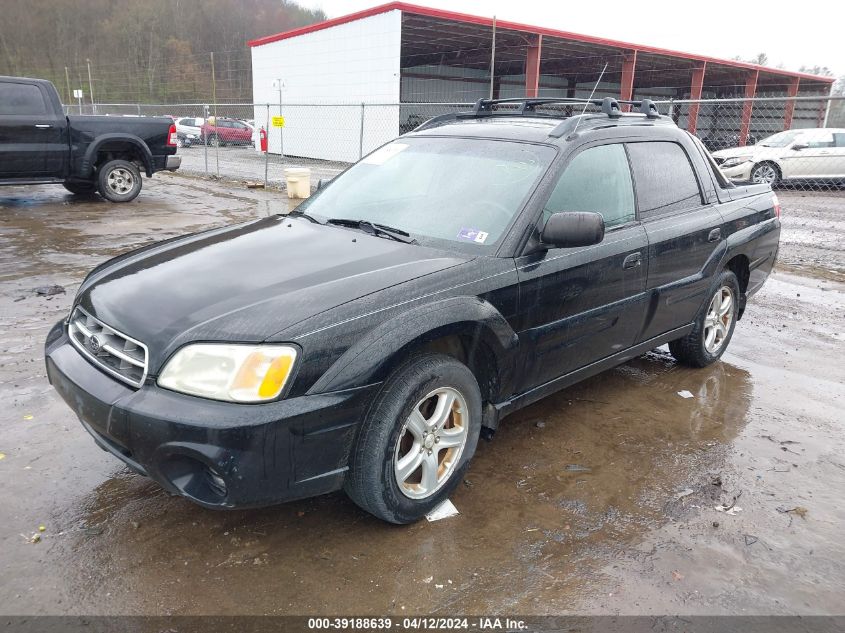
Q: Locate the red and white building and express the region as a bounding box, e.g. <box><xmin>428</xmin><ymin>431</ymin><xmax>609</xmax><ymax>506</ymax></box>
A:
<box><xmin>249</xmin><ymin>2</ymin><xmax>834</xmax><ymax>161</ymax></box>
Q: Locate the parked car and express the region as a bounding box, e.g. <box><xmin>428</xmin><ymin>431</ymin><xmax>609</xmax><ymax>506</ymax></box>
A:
<box><xmin>174</xmin><ymin>116</ymin><xmax>204</xmax><ymax>147</ymax></box>
<box><xmin>200</xmin><ymin>117</ymin><xmax>254</xmax><ymax>147</ymax></box>
<box><xmin>45</xmin><ymin>97</ymin><xmax>780</xmax><ymax>523</ymax></box>
<box><xmin>712</xmin><ymin>128</ymin><xmax>845</xmax><ymax>185</ymax></box>
<box><xmin>700</xmin><ymin>130</ymin><xmax>758</xmax><ymax>152</ymax></box>
<box><xmin>0</xmin><ymin>76</ymin><xmax>180</xmax><ymax>202</ymax></box>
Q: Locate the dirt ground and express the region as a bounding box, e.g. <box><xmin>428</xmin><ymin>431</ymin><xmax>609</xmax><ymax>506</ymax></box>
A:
<box><xmin>0</xmin><ymin>176</ymin><xmax>843</xmax><ymax>616</ymax></box>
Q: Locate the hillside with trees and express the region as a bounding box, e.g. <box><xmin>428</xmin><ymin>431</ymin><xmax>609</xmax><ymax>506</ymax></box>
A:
<box><xmin>0</xmin><ymin>0</ymin><xmax>326</xmax><ymax>103</ymax></box>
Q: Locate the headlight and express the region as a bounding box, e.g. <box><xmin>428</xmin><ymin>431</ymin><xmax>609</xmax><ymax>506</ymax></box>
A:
<box><xmin>158</xmin><ymin>344</ymin><xmax>298</xmax><ymax>402</ymax></box>
<box><xmin>721</xmin><ymin>156</ymin><xmax>752</xmax><ymax>168</ymax></box>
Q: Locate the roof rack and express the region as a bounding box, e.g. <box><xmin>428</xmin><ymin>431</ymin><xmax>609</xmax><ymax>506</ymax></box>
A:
<box><xmin>413</xmin><ymin>96</ymin><xmax>662</xmax><ymax>133</ymax></box>
<box><xmin>468</xmin><ymin>96</ymin><xmax>661</xmax><ymax>119</ymax></box>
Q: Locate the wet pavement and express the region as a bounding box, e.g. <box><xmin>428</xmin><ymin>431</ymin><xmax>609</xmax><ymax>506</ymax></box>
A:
<box><xmin>1</xmin><ymin>178</ymin><xmax>843</xmax><ymax>616</ymax></box>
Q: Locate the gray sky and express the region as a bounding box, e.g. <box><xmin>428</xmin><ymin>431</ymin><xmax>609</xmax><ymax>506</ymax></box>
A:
<box><xmin>297</xmin><ymin>0</ymin><xmax>842</xmax><ymax>75</ymax></box>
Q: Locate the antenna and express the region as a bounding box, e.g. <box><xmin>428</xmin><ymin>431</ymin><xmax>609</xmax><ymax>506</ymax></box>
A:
<box><xmin>571</xmin><ymin>62</ymin><xmax>609</xmax><ymax>136</ymax></box>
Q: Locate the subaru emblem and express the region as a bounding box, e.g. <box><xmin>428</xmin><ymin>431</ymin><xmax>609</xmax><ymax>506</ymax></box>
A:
<box><xmin>89</xmin><ymin>335</ymin><xmax>101</xmax><ymax>353</ymax></box>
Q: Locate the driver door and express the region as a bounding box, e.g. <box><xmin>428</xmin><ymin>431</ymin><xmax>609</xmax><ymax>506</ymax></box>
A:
<box><xmin>514</xmin><ymin>142</ymin><xmax>649</xmax><ymax>391</ymax></box>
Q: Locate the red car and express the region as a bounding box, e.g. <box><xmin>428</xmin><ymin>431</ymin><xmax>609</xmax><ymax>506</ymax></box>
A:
<box><xmin>200</xmin><ymin>118</ymin><xmax>254</xmax><ymax>147</ymax></box>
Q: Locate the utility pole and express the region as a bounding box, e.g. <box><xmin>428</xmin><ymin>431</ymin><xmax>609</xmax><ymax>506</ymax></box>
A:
<box><xmin>211</xmin><ymin>52</ymin><xmax>219</xmax><ymax>178</ymax></box>
<box><xmin>86</xmin><ymin>59</ymin><xmax>95</xmax><ymax>114</ymax></box>
<box><xmin>489</xmin><ymin>16</ymin><xmax>496</xmax><ymax>100</ymax></box>
<box><xmin>64</xmin><ymin>67</ymin><xmax>72</xmax><ymax>106</ymax></box>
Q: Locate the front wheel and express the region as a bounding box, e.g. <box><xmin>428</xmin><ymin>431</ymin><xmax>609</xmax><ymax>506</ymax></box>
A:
<box><xmin>97</xmin><ymin>159</ymin><xmax>142</xmax><ymax>203</ymax></box>
<box><xmin>344</xmin><ymin>354</ymin><xmax>482</xmax><ymax>524</ymax></box>
<box><xmin>751</xmin><ymin>162</ymin><xmax>780</xmax><ymax>186</ymax></box>
<box><xmin>669</xmin><ymin>270</ymin><xmax>740</xmax><ymax>368</ymax></box>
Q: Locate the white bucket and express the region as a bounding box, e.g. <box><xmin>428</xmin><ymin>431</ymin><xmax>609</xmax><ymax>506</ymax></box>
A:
<box><xmin>284</xmin><ymin>167</ymin><xmax>311</xmax><ymax>199</ymax></box>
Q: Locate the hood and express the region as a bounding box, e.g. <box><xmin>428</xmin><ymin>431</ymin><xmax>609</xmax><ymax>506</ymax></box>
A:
<box><xmin>77</xmin><ymin>216</ymin><xmax>469</xmax><ymax>371</ymax></box>
<box><xmin>712</xmin><ymin>144</ymin><xmax>784</xmax><ymax>160</ymax></box>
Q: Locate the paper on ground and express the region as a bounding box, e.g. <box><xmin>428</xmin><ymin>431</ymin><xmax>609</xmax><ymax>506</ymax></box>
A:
<box><xmin>426</xmin><ymin>499</ymin><xmax>460</xmax><ymax>521</ymax></box>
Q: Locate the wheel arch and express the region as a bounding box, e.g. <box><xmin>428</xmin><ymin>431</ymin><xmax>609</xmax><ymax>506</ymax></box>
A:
<box><xmin>82</xmin><ymin>134</ymin><xmax>154</xmax><ymax>177</ymax></box>
<box><xmin>306</xmin><ymin>296</ymin><xmax>519</xmax><ymax>404</ymax></box>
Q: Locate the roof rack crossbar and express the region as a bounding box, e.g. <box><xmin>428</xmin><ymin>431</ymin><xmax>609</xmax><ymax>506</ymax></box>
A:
<box><xmin>470</xmin><ymin>96</ymin><xmax>663</xmax><ymax>120</ymax></box>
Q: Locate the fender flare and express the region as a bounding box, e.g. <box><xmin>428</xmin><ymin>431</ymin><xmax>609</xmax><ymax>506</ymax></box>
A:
<box><xmin>81</xmin><ymin>134</ymin><xmax>154</xmax><ymax>177</ymax></box>
<box><xmin>306</xmin><ymin>296</ymin><xmax>519</xmax><ymax>398</ymax></box>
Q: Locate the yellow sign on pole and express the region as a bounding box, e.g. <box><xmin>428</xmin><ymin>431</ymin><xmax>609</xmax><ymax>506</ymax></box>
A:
<box><xmin>271</xmin><ymin>116</ymin><xmax>285</xmax><ymax>128</ymax></box>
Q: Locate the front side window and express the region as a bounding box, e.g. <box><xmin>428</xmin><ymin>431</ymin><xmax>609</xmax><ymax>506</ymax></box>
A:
<box><xmin>627</xmin><ymin>141</ymin><xmax>703</xmax><ymax>217</ymax></box>
<box><xmin>0</xmin><ymin>82</ymin><xmax>47</xmax><ymax>115</ymax></box>
<box><xmin>295</xmin><ymin>137</ymin><xmax>556</xmax><ymax>251</ymax></box>
<box><xmin>542</xmin><ymin>143</ymin><xmax>635</xmax><ymax>229</ymax></box>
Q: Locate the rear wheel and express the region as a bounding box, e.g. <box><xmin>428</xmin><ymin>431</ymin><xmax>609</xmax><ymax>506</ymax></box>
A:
<box><xmin>669</xmin><ymin>270</ymin><xmax>740</xmax><ymax>368</ymax></box>
<box><xmin>344</xmin><ymin>354</ymin><xmax>482</xmax><ymax>524</ymax></box>
<box><xmin>751</xmin><ymin>162</ymin><xmax>780</xmax><ymax>186</ymax></box>
<box><xmin>97</xmin><ymin>159</ymin><xmax>142</xmax><ymax>203</ymax></box>
<box><xmin>63</xmin><ymin>181</ymin><xmax>97</xmax><ymax>195</ymax></box>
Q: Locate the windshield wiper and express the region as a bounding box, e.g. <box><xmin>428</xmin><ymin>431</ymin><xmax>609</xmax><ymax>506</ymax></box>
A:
<box><xmin>287</xmin><ymin>210</ymin><xmax>322</xmax><ymax>223</ymax></box>
<box><xmin>325</xmin><ymin>218</ymin><xmax>417</xmax><ymax>244</ymax></box>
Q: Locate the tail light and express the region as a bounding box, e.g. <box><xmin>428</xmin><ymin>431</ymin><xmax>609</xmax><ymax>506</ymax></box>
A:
<box><xmin>772</xmin><ymin>193</ymin><xmax>781</xmax><ymax>219</ymax></box>
<box><xmin>167</xmin><ymin>124</ymin><xmax>178</xmax><ymax>147</ymax></box>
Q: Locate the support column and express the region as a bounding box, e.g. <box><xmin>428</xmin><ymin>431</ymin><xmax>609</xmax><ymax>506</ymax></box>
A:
<box><xmin>783</xmin><ymin>77</ymin><xmax>800</xmax><ymax>130</ymax></box>
<box><xmin>686</xmin><ymin>63</ymin><xmax>706</xmax><ymax>134</ymax></box>
<box><xmin>525</xmin><ymin>34</ymin><xmax>542</xmax><ymax>98</ymax></box>
<box><xmin>739</xmin><ymin>70</ymin><xmax>759</xmax><ymax>146</ymax></box>
<box><xmin>620</xmin><ymin>51</ymin><xmax>637</xmax><ymax>111</ymax></box>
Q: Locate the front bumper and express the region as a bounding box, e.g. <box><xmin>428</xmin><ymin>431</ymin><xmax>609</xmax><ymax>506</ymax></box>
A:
<box><xmin>719</xmin><ymin>161</ymin><xmax>754</xmax><ymax>182</ymax></box>
<box><xmin>165</xmin><ymin>155</ymin><xmax>181</xmax><ymax>171</ymax></box>
<box><xmin>45</xmin><ymin>321</ymin><xmax>377</xmax><ymax>509</ymax></box>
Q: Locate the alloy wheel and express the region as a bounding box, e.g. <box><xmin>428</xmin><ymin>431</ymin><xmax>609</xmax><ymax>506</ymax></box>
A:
<box><xmin>393</xmin><ymin>387</ymin><xmax>469</xmax><ymax>500</ymax></box>
<box><xmin>703</xmin><ymin>286</ymin><xmax>734</xmax><ymax>354</ymax></box>
<box><xmin>106</xmin><ymin>168</ymin><xmax>135</xmax><ymax>195</ymax></box>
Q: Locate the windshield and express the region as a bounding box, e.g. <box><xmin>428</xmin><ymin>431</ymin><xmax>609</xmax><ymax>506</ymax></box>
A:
<box><xmin>758</xmin><ymin>131</ymin><xmax>801</xmax><ymax>148</ymax></box>
<box><xmin>294</xmin><ymin>137</ymin><xmax>556</xmax><ymax>251</ymax></box>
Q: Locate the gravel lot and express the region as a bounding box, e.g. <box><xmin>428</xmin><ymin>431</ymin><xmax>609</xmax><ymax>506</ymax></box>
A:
<box><xmin>0</xmin><ymin>176</ymin><xmax>843</xmax><ymax>617</ymax></box>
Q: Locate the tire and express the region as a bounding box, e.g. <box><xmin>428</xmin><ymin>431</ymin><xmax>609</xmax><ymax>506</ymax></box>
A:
<box><xmin>208</xmin><ymin>134</ymin><xmax>221</xmax><ymax>147</ymax></box>
<box><xmin>63</xmin><ymin>181</ymin><xmax>97</xmax><ymax>195</ymax></box>
<box><xmin>669</xmin><ymin>270</ymin><xmax>740</xmax><ymax>368</ymax></box>
<box><xmin>344</xmin><ymin>354</ymin><xmax>482</xmax><ymax>524</ymax></box>
<box><xmin>97</xmin><ymin>159</ymin><xmax>142</xmax><ymax>203</ymax></box>
<box><xmin>750</xmin><ymin>162</ymin><xmax>780</xmax><ymax>187</ymax></box>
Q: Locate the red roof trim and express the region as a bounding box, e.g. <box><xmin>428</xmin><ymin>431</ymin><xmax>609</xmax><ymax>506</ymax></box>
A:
<box><xmin>248</xmin><ymin>1</ymin><xmax>834</xmax><ymax>83</ymax></box>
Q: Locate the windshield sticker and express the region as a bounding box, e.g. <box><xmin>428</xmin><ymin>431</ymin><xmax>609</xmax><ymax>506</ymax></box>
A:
<box><xmin>457</xmin><ymin>228</ymin><xmax>489</xmax><ymax>244</ymax></box>
<box><xmin>362</xmin><ymin>143</ymin><xmax>409</xmax><ymax>165</ymax></box>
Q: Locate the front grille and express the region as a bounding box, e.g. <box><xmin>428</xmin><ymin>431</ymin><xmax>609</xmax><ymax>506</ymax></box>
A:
<box><xmin>68</xmin><ymin>306</ymin><xmax>148</xmax><ymax>388</ymax></box>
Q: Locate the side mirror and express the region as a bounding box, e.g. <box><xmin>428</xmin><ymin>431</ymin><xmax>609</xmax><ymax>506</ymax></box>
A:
<box><xmin>541</xmin><ymin>211</ymin><xmax>605</xmax><ymax>249</ymax></box>
<box><xmin>316</xmin><ymin>178</ymin><xmax>324</xmax><ymax>190</ymax></box>
<box><xmin>792</xmin><ymin>142</ymin><xmax>808</xmax><ymax>151</ymax></box>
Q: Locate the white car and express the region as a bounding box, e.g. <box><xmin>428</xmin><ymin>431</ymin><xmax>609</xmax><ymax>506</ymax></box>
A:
<box><xmin>712</xmin><ymin>128</ymin><xmax>845</xmax><ymax>185</ymax></box>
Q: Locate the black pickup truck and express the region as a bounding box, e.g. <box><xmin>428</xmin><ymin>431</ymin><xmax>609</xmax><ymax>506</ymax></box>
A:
<box><xmin>45</xmin><ymin>97</ymin><xmax>780</xmax><ymax>523</ymax></box>
<box><xmin>0</xmin><ymin>76</ymin><xmax>180</xmax><ymax>202</ymax></box>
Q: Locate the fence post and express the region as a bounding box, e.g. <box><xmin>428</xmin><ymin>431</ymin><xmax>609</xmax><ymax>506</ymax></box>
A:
<box><xmin>203</xmin><ymin>104</ymin><xmax>209</xmax><ymax>178</ymax></box>
<box><xmin>264</xmin><ymin>104</ymin><xmax>269</xmax><ymax>189</ymax></box>
<box><xmin>359</xmin><ymin>103</ymin><xmax>365</xmax><ymax>160</ymax></box>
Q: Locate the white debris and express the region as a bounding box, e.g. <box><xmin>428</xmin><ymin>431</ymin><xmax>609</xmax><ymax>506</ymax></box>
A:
<box><xmin>422</xmin><ymin>576</ymin><xmax>433</xmax><ymax>584</ymax></box>
<box><xmin>677</xmin><ymin>390</ymin><xmax>695</xmax><ymax>399</ymax></box>
<box><xmin>714</xmin><ymin>504</ymin><xmax>743</xmax><ymax>516</ymax></box>
<box><xmin>426</xmin><ymin>499</ymin><xmax>459</xmax><ymax>522</ymax></box>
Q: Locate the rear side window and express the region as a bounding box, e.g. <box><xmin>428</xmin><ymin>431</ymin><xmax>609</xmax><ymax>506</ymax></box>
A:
<box><xmin>543</xmin><ymin>143</ymin><xmax>635</xmax><ymax>229</ymax></box>
<box><xmin>627</xmin><ymin>142</ymin><xmax>703</xmax><ymax>217</ymax></box>
<box><xmin>835</xmin><ymin>133</ymin><xmax>845</xmax><ymax>148</ymax></box>
<box><xmin>0</xmin><ymin>82</ymin><xmax>48</xmax><ymax>115</ymax></box>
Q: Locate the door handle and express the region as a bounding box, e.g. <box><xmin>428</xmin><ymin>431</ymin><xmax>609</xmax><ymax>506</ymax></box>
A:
<box><xmin>622</xmin><ymin>252</ymin><xmax>642</xmax><ymax>269</ymax></box>
<box><xmin>708</xmin><ymin>228</ymin><xmax>722</xmax><ymax>242</ymax></box>
<box><xmin>34</xmin><ymin>124</ymin><xmax>52</xmax><ymax>129</ymax></box>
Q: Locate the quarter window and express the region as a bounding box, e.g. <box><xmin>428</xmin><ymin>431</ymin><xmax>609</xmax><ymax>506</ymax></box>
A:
<box><xmin>543</xmin><ymin>144</ymin><xmax>635</xmax><ymax>229</ymax></box>
<box><xmin>627</xmin><ymin>141</ymin><xmax>703</xmax><ymax>217</ymax></box>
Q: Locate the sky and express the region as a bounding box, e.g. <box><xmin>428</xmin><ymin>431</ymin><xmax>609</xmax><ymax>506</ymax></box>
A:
<box><xmin>297</xmin><ymin>0</ymin><xmax>843</xmax><ymax>75</ymax></box>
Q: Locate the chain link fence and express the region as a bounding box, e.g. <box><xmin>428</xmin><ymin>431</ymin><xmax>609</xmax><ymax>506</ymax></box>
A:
<box><xmin>65</xmin><ymin>96</ymin><xmax>845</xmax><ymax>193</ymax></box>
